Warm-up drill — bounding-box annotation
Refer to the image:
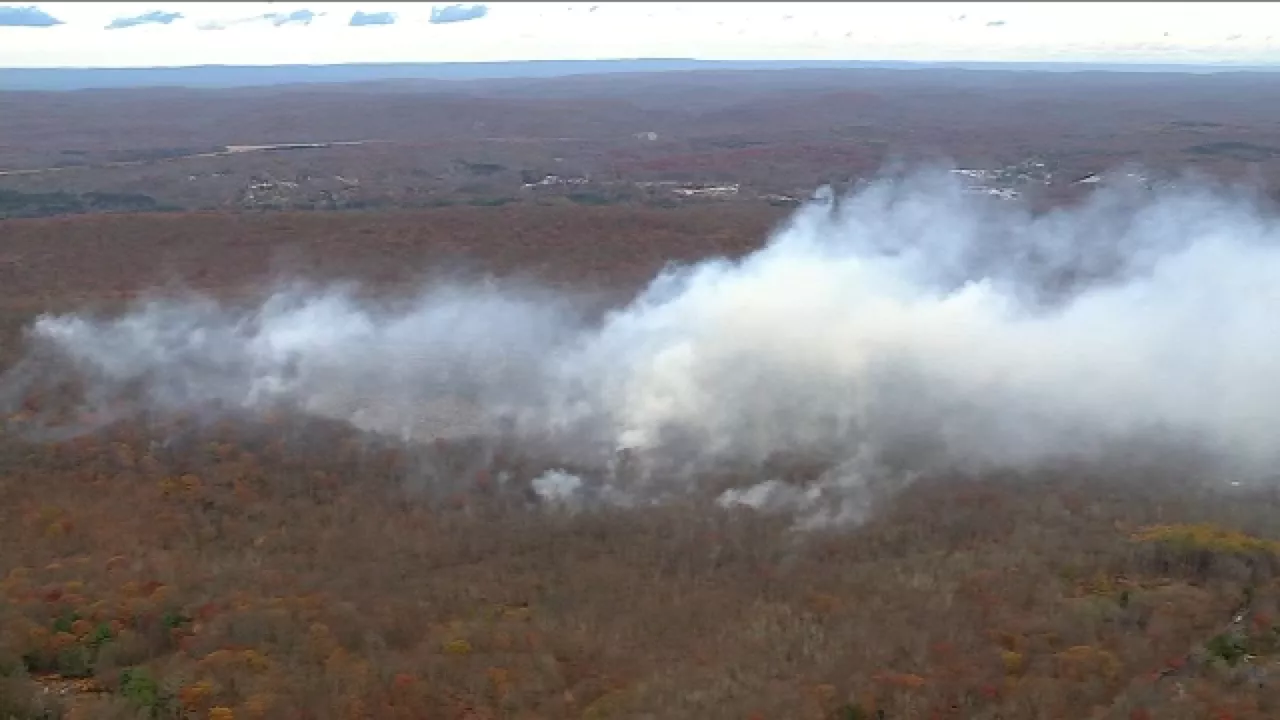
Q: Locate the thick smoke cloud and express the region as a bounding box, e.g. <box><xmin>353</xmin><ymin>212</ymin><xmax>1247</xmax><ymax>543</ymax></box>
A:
<box><xmin>6</xmin><ymin>166</ymin><xmax>1280</xmax><ymax>525</ymax></box>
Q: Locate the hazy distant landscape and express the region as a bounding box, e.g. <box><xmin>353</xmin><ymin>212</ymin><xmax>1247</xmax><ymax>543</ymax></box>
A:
<box><xmin>7</xmin><ymin>64</ymin><xmax>1280</xmax><ymax>219</ymax></box>
<box><xmin>3</xmin><ymin>58</ymin><xmax>1273</xmax><ymax>91</ymax></box>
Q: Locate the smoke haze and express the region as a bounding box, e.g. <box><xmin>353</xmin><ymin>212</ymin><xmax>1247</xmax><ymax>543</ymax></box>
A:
<box><xmin>6</xmin><ymin>165</ymin><xmax>1280</xmax><ymax>525</ymax></box>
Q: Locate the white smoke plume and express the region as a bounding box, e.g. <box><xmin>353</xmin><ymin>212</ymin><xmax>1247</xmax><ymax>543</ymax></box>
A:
<box><xmin>5</xmin><ymin>165</ymin><xmax>1280</xmax><ymax>525</ymax></box>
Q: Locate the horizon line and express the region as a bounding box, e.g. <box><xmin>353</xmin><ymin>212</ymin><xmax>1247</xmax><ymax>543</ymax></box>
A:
<box><xmin>7</xmin><ymin>57</ymin><xmax>1280</xmax><ymax>72</ymax></box>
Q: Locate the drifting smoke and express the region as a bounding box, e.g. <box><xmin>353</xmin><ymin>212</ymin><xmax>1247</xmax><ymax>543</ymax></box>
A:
<box><xmin>6</xmin><ymin>165</ymin><xmax>1280</xmax><ymax>525</ymax></box>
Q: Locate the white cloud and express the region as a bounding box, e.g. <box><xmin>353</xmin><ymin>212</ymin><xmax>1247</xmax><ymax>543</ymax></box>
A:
<box><xmin>3</xmin><ymin>2</ymin><xmax>1280</xmax><ymax>68</ymax></box>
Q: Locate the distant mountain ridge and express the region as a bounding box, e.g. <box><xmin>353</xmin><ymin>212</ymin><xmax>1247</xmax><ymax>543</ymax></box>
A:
<box><xmin>4</xmin><ymin>58</ymin><xmax>1279</xmax><ymax>91</ymax></box>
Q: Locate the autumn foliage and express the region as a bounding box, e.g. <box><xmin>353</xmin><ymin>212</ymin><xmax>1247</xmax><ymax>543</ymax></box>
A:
<box><xmin>0</xmin><ymin>402</ymin><xmax>1277</xmax><ymax>719</ymax></box>
<box><xmin>2</xmin><ymin>207</ymin><xmax>1280</xmax><ymax>718</ymax></box>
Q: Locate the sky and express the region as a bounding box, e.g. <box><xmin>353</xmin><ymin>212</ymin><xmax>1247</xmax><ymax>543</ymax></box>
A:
<box><xmin>2</xmin><ymin>2</ymin><xmax>1279</xmax><ymax>68</ymax></box>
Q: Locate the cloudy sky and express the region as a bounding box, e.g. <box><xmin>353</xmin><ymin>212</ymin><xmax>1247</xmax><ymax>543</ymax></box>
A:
<box><xmin>1</xmin><ymin>2</ymin><xmax>1278</xmax><ymax>68</ymax></box>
